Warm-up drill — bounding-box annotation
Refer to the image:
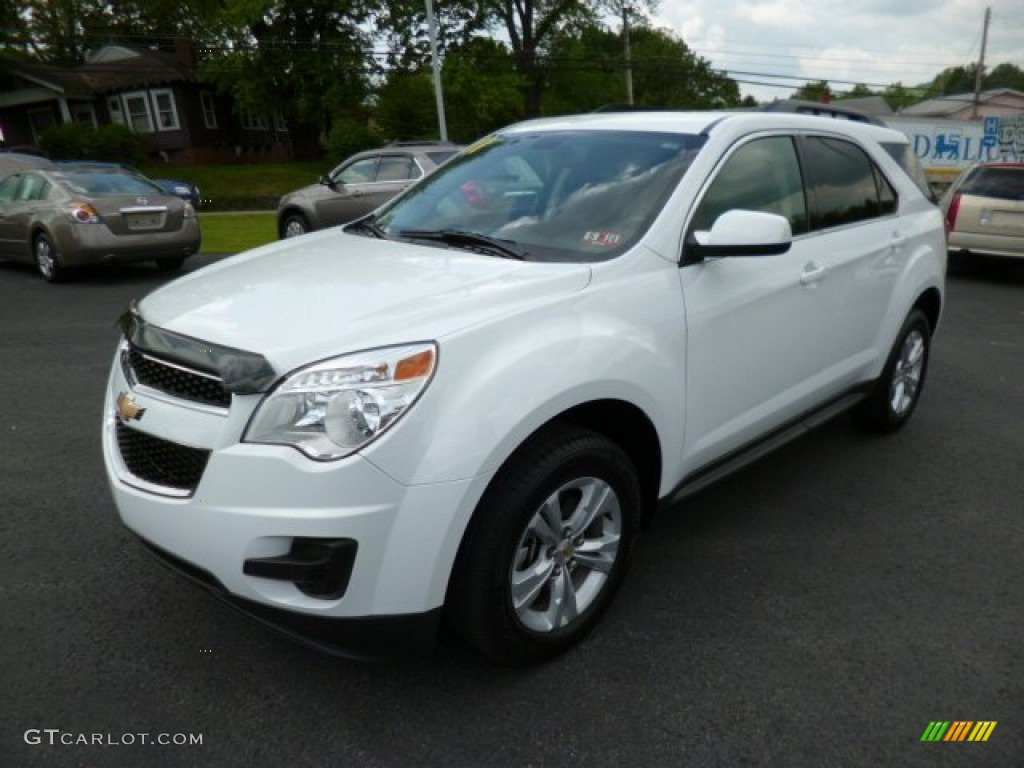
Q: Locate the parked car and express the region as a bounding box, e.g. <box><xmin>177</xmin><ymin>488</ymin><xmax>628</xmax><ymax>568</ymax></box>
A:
<box><xmin>940</xmin><ymin>162</ymin><xmax>1024</xmax><ymax>260</ymax></box>
<box><xmin>56</xmin><ymin>161</ymin><xmax>202</xmax><ymax>209</ymax></box>
<box><xmin>0</xmin><ymin>150</ymin><xmax>54</xmax><ymax>177</ymax></box>
<box><xmin>103</xmin><ymin>111</ymin><xmax>945</xmax><ymax>663</ymax></box>
<box><xmin>276</xmin><ymin>141</ymin><xmax>462</xmax><ymax>238</ymax></box>
<box><xmin>0</xmin><ymin>165</ymin><xmax>200</xmax><ymax>282</ymax></box>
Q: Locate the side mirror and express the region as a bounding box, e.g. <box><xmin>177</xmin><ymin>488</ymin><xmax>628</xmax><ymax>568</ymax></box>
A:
<box><xmin>319</xmin><ymin>175</ymin><xmax>339</xmax><ymax>189</ymax></box>
<box><xmin>687</xmin><ymin>210</ymin><xmax>793</xmax><ymax>261</ymax></box>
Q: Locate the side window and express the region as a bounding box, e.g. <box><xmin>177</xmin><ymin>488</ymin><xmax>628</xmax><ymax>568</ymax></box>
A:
<box><xmin>336</xmin><ymin>157</ymin><xmax>379</xmax><ymax>185</ymax></box>
<box><xmin>16</xmin><ymin>174</ymin><xmax>48</xmax><ymax>202</ymax></box>
<box><xmin>0</xmin><ymin>175</ymin><xmax>22</xmax><ymax>204</ymax></box>
<box><xmin>804</xmin><ymin>137</ymin><xmax>892</xmax><ymax>229</ymax></box>
<box><xmin>376</xmin><ymin>156</ymin><xmax>416</xmax><ymax>182</ymax></box>
<box><xmin>691</xmin><ymin>136</ymin><xmax>808</xmax><ymax>235</ymax></box>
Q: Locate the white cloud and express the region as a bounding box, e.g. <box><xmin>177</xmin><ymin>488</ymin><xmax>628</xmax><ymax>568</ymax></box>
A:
<box><xmin>652</xmin><ymin>0</ymin><xmax>1024</xmax><ymax>102</ymax></box>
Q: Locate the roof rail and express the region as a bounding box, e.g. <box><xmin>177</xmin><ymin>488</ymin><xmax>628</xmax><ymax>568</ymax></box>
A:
<box><xmin>386</xmin><ymin>140</ymin><xmax>459</xmax><ymax>147</ymax></box>
<box><xmin>757</xmin><ymin>99</ymin><xmax>886</xmax><ymax>126</ymax></box>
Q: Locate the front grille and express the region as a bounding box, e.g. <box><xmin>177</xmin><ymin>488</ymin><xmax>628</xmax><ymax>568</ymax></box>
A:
<box><xmin>127</xmin><ymin>346</ymin><xmax>231</xmax><ymax>408</ymax></box>
<box><xmin>116</xmin><ymin>422</ymin><xmax>211</xmax><ymax>493</ymax></box>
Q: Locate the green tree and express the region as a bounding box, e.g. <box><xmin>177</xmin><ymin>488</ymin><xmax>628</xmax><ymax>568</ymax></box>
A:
<box><xmin>442</xmin><ymin>39</ymin><xmax>523</xmax><ymax>141</ymax></box>
<box><xmin>544</xmin><ymin>23</ymin><xmax>739</xmax><ymax>114</ymax></box>
<box><xmin>200</xmin><ymin>0</ymin><xmax>378</xmax><ymax>158</ymax></box>
<box><xmin>791</xmin><ymin>80</ymin><xmax>832</xmax><ymax>102</ymax></box>
<box><xmin>481</xmin><ymin>0</ymin><xmax>597</xmax><ymax>117</ymax></box>
<box><xmin>882</xmin><ymin>82</ymin><xmax>922</xmax><ymax>111</ymax></box>
<box><xmin>923</xmin><ymin>65</ymin><xmax>977</xmax><ymax>98</ymax></box>
<box><xmin>986</xmin><ymin>62</ymin><xmax>1024</xmax><ymax>91</ymax></box>
<box><xmin>837</xmin><ymin>83</ymin><xmax>874</xmax><ymax>100</ymax></box>
<box><xmin>374</xmin><ymin>71</ymin><xmax>439</xmax><ymax>142</ymax></box>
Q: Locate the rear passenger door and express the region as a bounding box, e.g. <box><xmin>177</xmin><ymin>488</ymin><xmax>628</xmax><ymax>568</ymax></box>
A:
<box><xmin>799</xmin><ymin>135</ymin><xmax>905</xmax><ymax>390</ymax></box>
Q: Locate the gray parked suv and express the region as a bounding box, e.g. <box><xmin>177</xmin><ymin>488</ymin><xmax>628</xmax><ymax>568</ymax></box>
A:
<box><xmin>277</xmin><ymin>141</ymin><xmax>462</xmax><ymax>238</ymax></box>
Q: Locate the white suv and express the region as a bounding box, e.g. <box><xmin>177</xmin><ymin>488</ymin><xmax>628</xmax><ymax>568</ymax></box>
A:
<box><xmin>103</xmin><ymin>112</ymin><xmax>946</xmax><ymax>663</ymax></box>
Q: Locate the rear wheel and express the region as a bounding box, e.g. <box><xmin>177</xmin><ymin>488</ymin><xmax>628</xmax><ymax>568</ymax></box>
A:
<box><xmin>34</xmin><ymin>232</ymin><xmax>64</xmax><ymax>283</ymax></box>
<box><xmin>447</xmin><ymin>425</ymin><xmax>641</xmax><ymax>664</ymax></box>
<box><xmin>155</xmin><ymin>257</ymin><xmax>185</xmax><ymax>273</ymax></box>
<box><xmin>852</xmin><ymin>309</ymin><xmax>931</xmax><ymax>432</ymax></box>
<box><xmin>280</xmin><ymin>213</ymin><xmax>310</xmax><ymax>239</ymax></box>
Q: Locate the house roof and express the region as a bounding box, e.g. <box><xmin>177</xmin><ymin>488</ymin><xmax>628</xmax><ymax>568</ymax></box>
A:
<box><xmin>1</xmin><ymin>45</ymin><xmax>195</xmax><ymax>98</ymax></box>
<box><xmin>900</xmin><ymin>88</ymin><xmax>1024</xmax><ymax>116</ymax></box>
<box><xmin>77</xmin><ymin>45</ymin><xmax>194</xmax><ymax>92</ymax></box>
<box><xmin>833</xmin><ymin>96</ymin><xmax>894</xmax><ymax>116</ymax></box>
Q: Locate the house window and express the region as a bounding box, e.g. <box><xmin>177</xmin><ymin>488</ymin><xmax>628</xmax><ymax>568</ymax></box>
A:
<box><xmin>274</xmin><ymin>113</ymin><xmax>288</xmax><ymax>132</ymax></box>
<box><xmin>200</xmin><ymin>92</ymin><xmax>217</xmax><ymax>130</ymax></box>
<box><xmin>151</xmin><ymin>88</ymin><xmax>180</xmax><ymax>131</ymax></box>
<box><xmin>72</xmin><ymin>104</ymin><xmax>97</xmax><ymax>127</ymax></box>
<box><xmin>108</xmin><ymin>96</ymin><xmax>124</xmax><ymax>125</ymax></box>
<box><xmin>241</xmin><ymin>111</ymin><xmax>269</xmax><ymax>130</ymax></box>
<box><xmin>122</xmin><ymin>91</ymin><xmax>154</xmax><ymax>133</ymax></box>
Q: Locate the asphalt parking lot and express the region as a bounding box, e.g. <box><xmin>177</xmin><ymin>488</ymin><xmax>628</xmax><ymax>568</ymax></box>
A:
<box><xmin>2</xmin><ymin>253</ymin><xmax>1022</xmax><ymax>767</ymax></box>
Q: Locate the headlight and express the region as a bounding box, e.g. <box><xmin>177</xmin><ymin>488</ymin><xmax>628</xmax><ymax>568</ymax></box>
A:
<box><xmin>244</xmin><ymin>343</ymin><xmax>437</xmax><ymax>460</ymax></box>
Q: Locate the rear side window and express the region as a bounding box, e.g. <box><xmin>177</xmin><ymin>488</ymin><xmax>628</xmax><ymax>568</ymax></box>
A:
<box><xmin>376</xmin><ymin>156</ymin><xmax>419</xmax><ymax>182</ymax></box>
<box><xmin>959</xmin><ymin>167</ymin><xmax>1024</xmax><ymax>201</ymax></box>
<box><xmin>804</xmin><ymin>137</ymin><xmax>895</xmax><ymax>230</ymax></box>
<box><xmin>881</xmin><ymin>141</ymin><xmax>933</xmax><ymax>201</ymax></box>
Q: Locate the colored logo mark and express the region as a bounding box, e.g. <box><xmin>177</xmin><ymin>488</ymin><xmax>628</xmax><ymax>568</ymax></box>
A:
<box><xmin>921</xmin><ymin>721</ymin><xmax>997</xmax><ymax>742</ymax></box>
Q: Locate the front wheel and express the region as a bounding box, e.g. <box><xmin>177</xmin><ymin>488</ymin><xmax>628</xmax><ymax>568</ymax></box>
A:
<box><xmin>280</xmin><ymin>213</ymin><xmax>310</xmax><ymax>239</ymax></box>
<box><xmin>447</xmin><ymin>425</ymin><xmax>642</xmax><ymax>664</ymax></box>
<box><xmin>852</xmin><ymin>309</ymin><xmax>931</xmax><ymax>432</ymax></box>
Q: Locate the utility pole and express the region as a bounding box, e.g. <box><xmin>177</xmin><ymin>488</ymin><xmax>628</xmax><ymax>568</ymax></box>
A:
<box><xmin>425</xmin><ymin>0</ymin><xmax>448</xmax><ymax>141</ymax></box>
<box><xmin>622</xmin><ymin>4</ymin><xmax>634</xmax><ymax>105</ymax></box>
<box><xmin>972</xmin><ymin>6</ymin><xmax>990</xmax><ymax>120</ymax></box>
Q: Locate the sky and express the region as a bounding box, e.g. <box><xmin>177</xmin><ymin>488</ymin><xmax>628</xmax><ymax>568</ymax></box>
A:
<box><xmin>641</xmin><ymin>0</ymin><xmax>1024</xmax><ymax>102</ymax></box>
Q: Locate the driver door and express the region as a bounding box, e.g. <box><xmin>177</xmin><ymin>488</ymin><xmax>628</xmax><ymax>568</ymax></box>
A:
<box><xmin>679</xmin><ymin>134</ymin><xmax>834</xmax><ymax>471</ymax></box>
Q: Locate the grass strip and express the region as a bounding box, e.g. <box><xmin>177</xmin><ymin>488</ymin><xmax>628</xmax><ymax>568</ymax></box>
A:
<box><xmin>199</xmin><ymin>212</ymin><xmax>277</xmax><ymax>254</ymax></box>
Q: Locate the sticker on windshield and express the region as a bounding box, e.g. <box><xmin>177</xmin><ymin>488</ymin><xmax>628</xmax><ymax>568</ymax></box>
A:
<box><xmin>583</xmin><ymin>231</ymin><xmax>623</xmax><ymax>247</ymax></box>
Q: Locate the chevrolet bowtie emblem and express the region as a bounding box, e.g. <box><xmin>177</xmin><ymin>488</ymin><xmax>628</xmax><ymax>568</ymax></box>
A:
<box><xmin>116</xmin><ymin>392</ymin><xmax>146</xmax><ymax>422</ymax></box>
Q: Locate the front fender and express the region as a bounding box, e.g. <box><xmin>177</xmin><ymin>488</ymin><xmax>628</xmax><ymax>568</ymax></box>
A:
<box><xmin>362</xmin><ymin>252</ymin><xmax>687</xmax><ymax>491</ymax></box>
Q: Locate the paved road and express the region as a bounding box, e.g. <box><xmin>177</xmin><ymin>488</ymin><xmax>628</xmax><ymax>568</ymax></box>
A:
<box><xmin>2</xmin><ymin>254</ymin><xmax>1022</xmax><ymax>767</ymax></box>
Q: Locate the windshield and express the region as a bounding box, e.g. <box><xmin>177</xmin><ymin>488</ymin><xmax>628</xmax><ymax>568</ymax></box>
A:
<box><xmin>54</xmin><ymin>171</ymin><xmax>164</xmax><ymax>197</ymax></box>
<box><xmin>959</xmin><ymin>166</ymin><xmax>1024</xmax><ymax>201</ymax></box>
<box><xmin>371</xmin><ymin>130</ymin><xmax>706</xmax><ymax>262</ymax></box>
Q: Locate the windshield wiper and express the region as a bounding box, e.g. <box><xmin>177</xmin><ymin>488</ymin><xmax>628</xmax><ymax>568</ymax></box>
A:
<box><xmin>346</xmin><ymin>215</ymin><xmax>387</xmax><ymax>239</ymax></box>
<box><xmin>397</xmin><ymin>229</ymin><xmax>528</xmax><ymax>260</ymax></box>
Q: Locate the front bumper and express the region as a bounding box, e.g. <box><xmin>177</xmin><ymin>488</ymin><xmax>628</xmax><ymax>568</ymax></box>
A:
<box><xmin>102</xmin><ymin>345</ymin><xmax>475</xmax><ymax>655</ymax></box>
<box><xmin>138</xmin><ymin>536</ymin><xmax>441</xmax><ymax>658</ymax></box>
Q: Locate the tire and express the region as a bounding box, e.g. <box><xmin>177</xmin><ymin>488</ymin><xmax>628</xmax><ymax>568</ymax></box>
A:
<box><xmin>155</xmin><ymin>257</ymin><xmax>185</xmax><ymax>273</ymax></box>
<box><xmin>34</xmin><ymin>232</ymin><xmax>64</xmax><ymax>283</ymax></box>
<box><xmin>852</xmin><ymin>309</ymin><xmax>931</xmax><ymax>432</ymax></box>
<box><xmin>447</xmin><ymin>425</ymin><xmax>642</xmax><ymax>664</ymax></box>
<box><xmin>280</xmin><ymin>213</ymin><xmax>310</xmax><ymax>239</ymax></box>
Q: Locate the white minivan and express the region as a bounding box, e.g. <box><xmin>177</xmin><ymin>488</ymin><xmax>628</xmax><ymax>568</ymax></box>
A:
<box><xmin>103</xmin><ymin>111</ymin><xmax>946</xmax><ymax>663</ymax></box>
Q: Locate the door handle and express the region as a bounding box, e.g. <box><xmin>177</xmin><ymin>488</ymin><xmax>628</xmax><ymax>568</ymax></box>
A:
<box><xmin>890</xmin><ymin>233</ymin><xmax>907</xmax><ymax>250</ymax></box>
<box><xmin>800</xmin><ymin>262</ymin><xmax>827</xmax><ymax>285</ymax></box>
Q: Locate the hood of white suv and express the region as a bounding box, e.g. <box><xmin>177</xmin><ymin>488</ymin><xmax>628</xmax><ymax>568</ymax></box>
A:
<box><xmin>139</xmin><ymin>230</ymin><xmax>591</xmax><ymax>374</ymax></box>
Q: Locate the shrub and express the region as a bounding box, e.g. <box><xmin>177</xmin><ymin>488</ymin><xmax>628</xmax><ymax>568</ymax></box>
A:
<box><xmin>39</xmin><ymin>123</ymin><xmax>145</xmax><ymax>163</ymax></box>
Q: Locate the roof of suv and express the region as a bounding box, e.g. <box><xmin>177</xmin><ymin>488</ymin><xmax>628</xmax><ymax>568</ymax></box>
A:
<box><xmin>499</xmin><ymin>111</ymin><xmax>909</xmax><ymax>145</ymax></box>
